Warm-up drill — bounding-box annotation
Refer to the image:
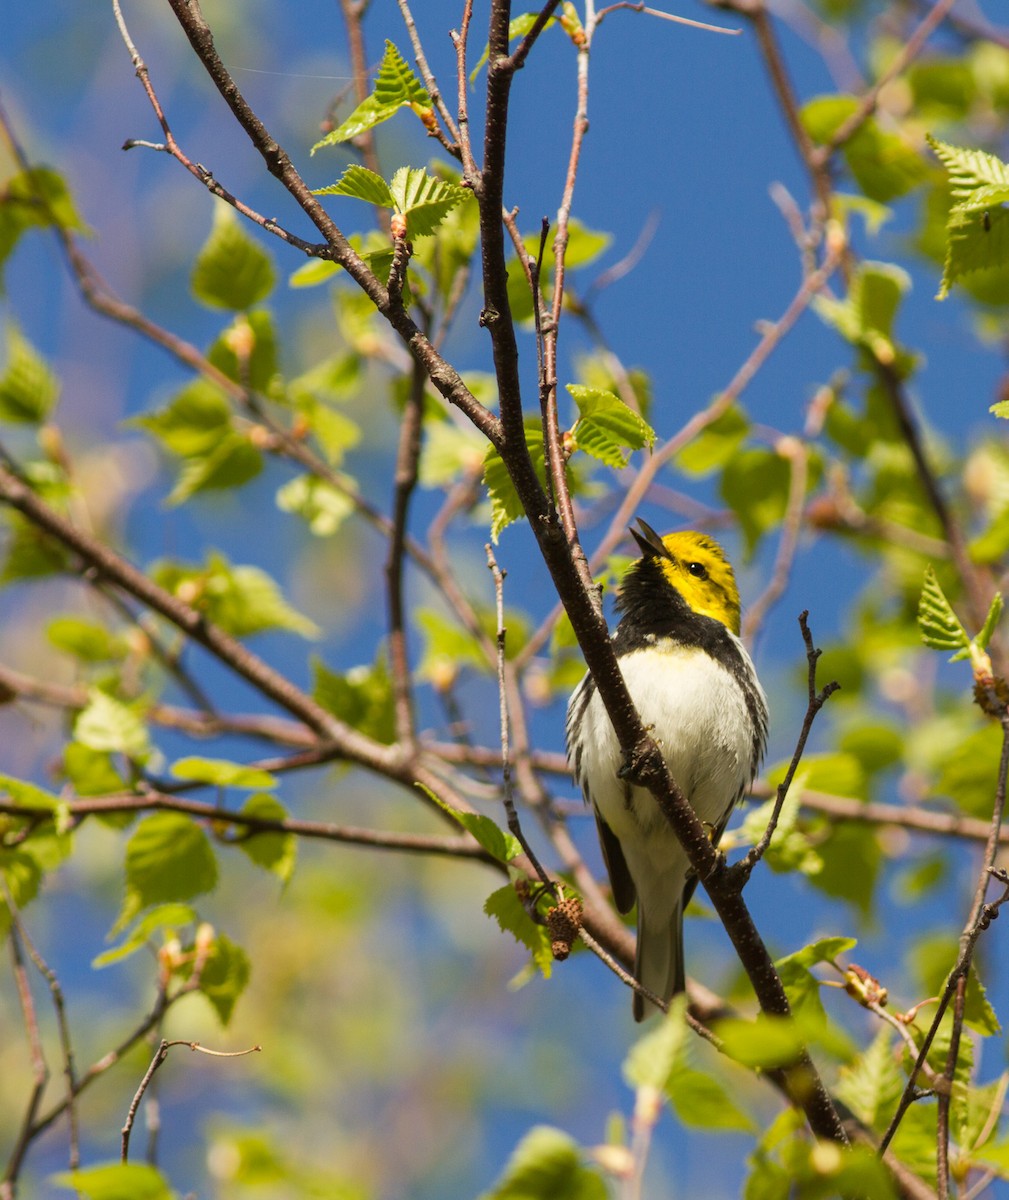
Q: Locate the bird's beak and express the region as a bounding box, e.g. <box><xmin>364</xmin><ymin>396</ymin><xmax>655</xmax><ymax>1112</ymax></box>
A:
<box><xmin>630</xmin><ymin>518</ymin><xmax>671</xmax><ymax>560</ymax></box>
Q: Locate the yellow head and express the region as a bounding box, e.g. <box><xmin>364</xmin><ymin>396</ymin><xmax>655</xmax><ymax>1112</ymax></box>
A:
<box><xmin>630</xmin><ymin>520</ymin><xmax>742</xmax><ymax>634</ymax></box>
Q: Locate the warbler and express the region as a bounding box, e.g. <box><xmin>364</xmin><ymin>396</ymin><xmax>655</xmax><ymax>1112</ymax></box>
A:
<box><xmin>566</xmin><ymin>521</ymin><xmax>768</xmax><ymax>1020</ymax></box>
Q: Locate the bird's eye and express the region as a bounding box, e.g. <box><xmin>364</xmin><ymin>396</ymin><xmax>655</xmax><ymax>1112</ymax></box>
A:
<box><xmin>686</xmin><ymin>561</ymin><xmax>708</xmax><ymax>580</ymax></box>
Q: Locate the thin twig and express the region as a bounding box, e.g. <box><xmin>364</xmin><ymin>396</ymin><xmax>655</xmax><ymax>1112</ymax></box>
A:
<box><xmin>734</xmin><ymin>612</ymin><xmax>838</xmax><ymax>879</ymax></box>
<box><xmin>122</xmin><ymin>1039</ymin><xmax>260</xmax><ymax>1163</ymax></box>
<box><xmin>485</xmin><ymin>546</ymin><xmax>553</xmax><ymax>889</ymax></box>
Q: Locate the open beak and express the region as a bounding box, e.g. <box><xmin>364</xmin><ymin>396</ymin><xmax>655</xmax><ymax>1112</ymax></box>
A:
<box><xmin>630</xmin><ymin>518</ymin><xmax>671</xmax><ymax>560</ymax></box>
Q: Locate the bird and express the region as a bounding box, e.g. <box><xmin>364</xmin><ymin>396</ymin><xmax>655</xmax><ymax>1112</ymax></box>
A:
<box><xmin>566</xmin><ymin>520</ymin><xmax>768</xmax><ymax>1020</ymax></box>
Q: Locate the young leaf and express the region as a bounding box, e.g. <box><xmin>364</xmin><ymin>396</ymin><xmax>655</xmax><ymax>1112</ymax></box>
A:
<box><xmin>153</xmin><ymin>553</ymin><xmax>319</xmax><ymax>640</ymax></box>
<box><xmin>195</xmin><ymin>930</ymin><xmax>251</xmax><ymax>1025</ymax></box>
<box><xmin>623</xmin><ymin>994</ymin><xmax>689</xmax><ymax>1090</ymax></box>
<box><xmin>313</xmin><ymin>658</ymin><xmax>395</xmax><ymax>743</ymax></box>
<box><xmin>74</xmin><ymin>689</ymin><xmax>151</xmax><ymax>760</ymax></box>
<box><xmin>52</xmin><ymin>1162</ymin><xmax>172</xmax><ymax>1200</ymax></box>
<box><xmin>478</xmin><ymin>1126</ymin><xmax>606</xmax><ymax>1200</ymax></box>
<box><xmin>191</xmin><ymin>202</ymin><xmax>275</xmax><ymax>311</ymax></box>
<box><xmin>417</xmin><ymin>783</ymin><xmax>522</xmax><ymax>864</ymax></box>
<box><xmin>313</xmin><ymin>164</ymin><xmax>395</xmax><ymax>208</ymax></box>
<box><xmin>93</xmin><ymin>903</ymin><xmax>197</xmax><ymax>968</ymax></box>
<box><xmin>0</xmin><ymin>323</ymin><xmax>60</xmax><ymax>423</ymax></box>
<box><xmin>276</xmin><ymin>474</ymin><xmax>355</xmax><ymax>536</ymax></box>
<box><xmin>388</xmin><ymin>167</ymin><xmax>468</xmax><ymax>238</ymax></box>
<box><xmin>312</xmin><ymin>41</ymin><xmax>431</xmax><ymax>151</ymax></box>
<box><xmin>835</xmin><ymin>1028</ymin><xmax>904</xmax><ymax>1131</ymax></box>
<box><xmin>917</xmin><ymin>565</ymin><xmax>970</xmax><ymax>656</ymax></box>
<box><xmin>927</xmin><ymin>135</ymin><xmax>1009</xmax><ymax>201</ymax></box>
<box><xmin>483</xmin><ymin>883</ymin><xmax>553</xmax><ymax>978</ymax></box>
<box><xmin>470</xmin><ymin>14</ymin><xmax>559</xmax><ymax>82</ymax></box>
<box><xmin>483</xmin><ymin>422</ymin><xmax>550</xmax><ymax>541</ymax></box>
<box><xmin>234</xmin><ymin>792</ymin><xmax>296</xmax><ymax>883</ymax></box>
<box><xmin>170</xmin><ymin>757</ymin><xmax>278</xmax><ymax>790</ymax></box>
<box><xmin>118</xmin><ymin>813</ymin><xmax>218</xmax><ymax>929</ymax></box>
<box><xmin>566</xmin><ymin>384</ymin><xmax>655</xmax><ymax>468</ymax></box>
<box><xmin>666</xmin><ymin>1067</ymin><xmax>756</xmax><ymax>1132</ymax></box>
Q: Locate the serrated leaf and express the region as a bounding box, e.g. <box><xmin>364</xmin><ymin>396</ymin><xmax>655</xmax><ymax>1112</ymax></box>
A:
<box><xmin>835</xmin><ymin>1028</ymin><xmax>903</xmax><ymax>1131</ymax></box>
<box><xmin>313</xmin><ymin>164</ymin><xmax>395</xmax><ymax>208</ymax></box>
<box><xmin>93</xmin><ymin>903</ymin><xmax>196</xmax><ymax>968</ymax></box>
<box><xmin>419</xmin><ymin>784</ymin><xmax>521</xmax><ymax>863</ymax></box>
<box><xmin>0</xmin><ymin>323</ymin><xmax>59</xmax><ymax>423</ymax></box>
<box><xmin>927</xmin><ymin>135</ymin><xmax>1009</xmax><ymax>200</ymax></box>
<box><xmin>483</xmin><ymin>423</ymin><xmax>552</xmax><ymax>541</ymax></box>
<box><xmin>52</xmin><ymin>1162</ymin><xmax>172</xmax><ymax>1200</ymax></box>
<box><xmin>234</xmin><ymin>792</ymin><xmax>296</xmax><ymax>883</ymax></box>
<box><xmin>170</xmin><ymin>757</ymin><xmax>277</xmax><ymax>789</ymax></box>
<box><xmin>388</xmin><ymin>167</ymin><xmax>468</xmax><ymax>238</ymax></box>
<box><xmin>483</xmin><ymin>883</ymin><xmax>553</xmax><ymax>978</ymax></box>
<box><xmin>130</xmin><ymin>379</ymin><xmax>232</xmax><ymax>457</ymax></box>
<box><xmin>312</xmin><ymin>41</ymin><xmax>430</xmax><ymax>150</ymax></box>
<box><xmin>74</xmin><ymin>689</ymin><xmax>151</xmax><ymax>760</ymax></box>
<box><xmin>116</xmin><ymin>814</ymin><xmax>217</xmax><ymax>932</ymax></box>
<box><xmin>478</xmin><ymin>1126</ymin><xmax>606</xmax><ymax>1200</ymax></box>
<box><xmin>918</xmin><ymin>565</ymin><xmax>970</xmax><ymax>654</ymax></box>
<box><xmin>977</xmin><ymin>592</ymin><xmax>1004</xmax><ymax>651</ymax></box>
<box><xmin>567</xmin><ymin>384</ymin><xmax>655</xmax><ymax>468</ymax></box>
<box><xmin>963</xmin><ymin>965</ymin><xmax>1001</xmax><ymax>1035</ymax></box>
<box><xmin>192</xmin><ymin>203</ymin><xmax>275</xmax><ymax>310</ymax></box>
<box><xmin>937</xmin><ymin>201</ymin><xmax>1009</xmax><ymax>299</ymax></box>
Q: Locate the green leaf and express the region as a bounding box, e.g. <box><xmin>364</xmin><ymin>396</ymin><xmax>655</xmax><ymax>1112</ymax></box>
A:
<box><xmin>0</xmin><ymin>773</ymin><xmax>61</xmax><ymax>810</ymax></box>
<box><xmin>131</xmin><ymin>379</ymin><xmax>232</xmax><ymax>457</ymax></box>
<box><xmin>276</xmin><ymin>474</ymin><xmax>355</xmax><ymax>536</ymax></box>
<box><xmin>93</xmin><ymin>903</ymin><xmax>196</xmax><ymax>968</ymax></box>
<box><xmin>153</xmin><ymin>553</ymin><xmax>319</xmax><ymax>640</ymax></box>
<box><xmin>191</xmin><ymin>202</ymin><xmax>275</xmax><ymax>310</ymax></box>
<box><xmin>313</xmin><ymin>658</ymin><xmax>395</xmax><ymax>743</ymax></box>
<box><xmin>419</xmin><ymin>784</ymin><xmax>522</xmax><ymax>864</ymax></box>
<box><xmin>623</xmin><ymin>994</ymin><xmax>689</xmax><ymax>1090</ymax></box>
<box><xmin>935</xmin><ymin>724</ymin><xmax>1004</xmax><ymax>818</ymax></box>
<box><xmin>170</xmin><ymin>757</ymin><xmax>278</xmax><ymax>790</ymax></box>
<box><xmin>802</xmin><ymin>94</ymin><xmax>926</xmax><ymax>202</ymax></box>
<box><xmin>917</xmin><ymin>564</ymin><xmax>970</xmax><ymax>656</ymax></box>
<box><xmin>483</xmin><ymin>883</ymin><xmax>554</xmax><ymax>978</ymax></box>
<box><xmin>713</xmin><ymin>1015</ymin><xmax>805</xmax><ymax>1069</ymax></box>
<box><xmin>288</xmin><ymin>258</ymin><xmax>342</xmax><ymax>288</ymax></box>
<box><xmin>61</xmin><ymin>743</ymin><xmax>127</xmax><ymax>797</ymax></box>
<box><xmin>0</xmin><ymin>851</ymin><xmax>42</xmax><ymax>933</ymax></box>
<box><xmin>167</xmin><ymin>431</ymin><xmax>263</xmax><ymax>504</ymax></box>
<box><xmin>676</xmin><ymin>405</ymin><xmax>749</xmax><ymax>476</ymax></box>
<box><xmin>74</xmin><ymin>689</ymin><xmax>151</xmax><ymax>760</ymax></box>
<box><xmin>0</xmin><ymin>323</ymin><xmax>59</xmax><ymax>423</ymax></box>
<box><xmin>312</xmin><ymin>41</ymin><xmax>431</xmax><ymax>150</ymax></box>
<box><xmin>52</xmin><ymin>1162</ymin><xmax>172</xmax><ymax>1200</ymax></box>
<box><xmin>234</xmin><ymin>792</ymin><xmax>296</xmax><ymax>883</ymax></box>
<box><xmin>119</xmin><ymin>813</ymin><xmax>218</xmax><ymax>928</ymax></box>
<box><xmin>195</xmin><ymin>930</ymin><xmax>251</xmax><ymax>1025</ymax></box>
<box><xmin>963</xmin><ymin>965</ymin><xmax>1001</xmax><ymax>1036</ymax></box>
<box><xmin>927</xmin><ymin>135</ymin><xmax>1009</xmax><ymax>200</ymax></box>
<box><xmin>483</xmin><ymin>422</ymin><xmax>552</xmax><ymax>541</ymax></box>
<box><xmin>478</xmin><ymin>1126</ymin><xmax>606</xmax><ymax>1200</ymax></box>
<box><xmin>813</xmin><ymin>261</ymin><xmax>910</xmax><ymax>363</ymax></box>
<box><xmin>313</xmin><ymin>164</ymin><xmax>395</xmax><ymax>208</ymax></box>
<box><xmin>977</xmin><ymin>591</ymin><xmax>1004</xmax><ymax>651</ymax></box>
<box><xmin>566</xmin><ymin>384</ymin><xmax>655</xmax><ymax>468</ymax></box>
<box><xmin>470</xmin><ymin>14</ymin><xmax>559</xmax><ymax>82</ymax></box>
<box><xmin>719</xmin><ymin>446</ymin><xmax>791</xmax><ymax>555</ymax></box>
<box><xmin>835</xmin><ymin>1028</ymin><xmax>904</xmax><ymax>1132</ymax></box>
<box><xmin>207</xmin><ymin>309</ymin><xmax>281</xmax><ymax>395</ymax></box>
<box><xmin>388</xmin><ymin>167</ymin><xmax>469</xmax><ymax>238</ymax></box>
<box><xmin>666</xmin><ymin>1066</ymin><xmax>756</xmax><ymax>1132</ymax></box>
<box><xmin>47</xmin><ymin>616</ymin><xmax>124</xmax><ymax>663</ymax></box>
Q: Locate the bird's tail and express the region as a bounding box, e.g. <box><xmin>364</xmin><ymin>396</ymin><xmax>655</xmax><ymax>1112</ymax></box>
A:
<box><xmin>632</xmin><ymin>899</ymin><xmax>684</xmax><ymax>1022</ymax></box>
